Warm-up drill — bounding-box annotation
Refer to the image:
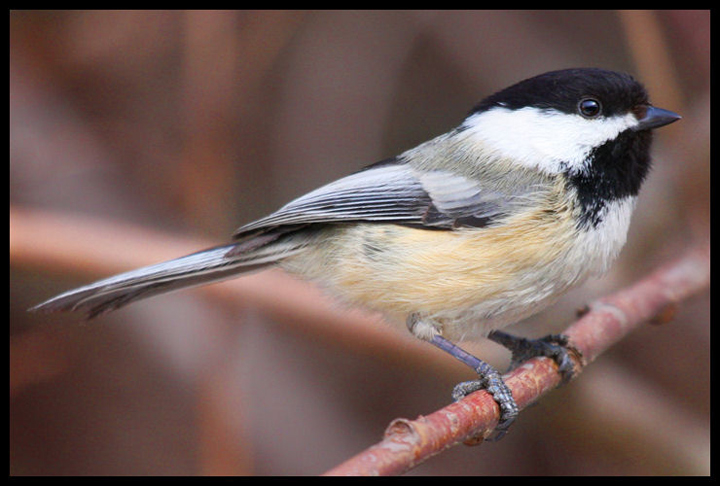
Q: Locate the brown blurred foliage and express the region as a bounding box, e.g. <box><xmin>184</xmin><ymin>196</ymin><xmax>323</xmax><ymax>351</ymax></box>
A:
<box><xmin>10</xmin><ymin>10</ymin><xmax>709</xmax><ymax>475</ymax></box>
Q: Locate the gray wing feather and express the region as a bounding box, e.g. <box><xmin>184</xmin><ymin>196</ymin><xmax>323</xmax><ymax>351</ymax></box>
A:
<box><xmin>235</xmin><ymin>162</ymin><xmax>513</xmax><ymax>237</ymax></box>
<box><xmin>236</xmin><ymin>164</ymin><xmax>429</xmax><ymax>234</ymax></box>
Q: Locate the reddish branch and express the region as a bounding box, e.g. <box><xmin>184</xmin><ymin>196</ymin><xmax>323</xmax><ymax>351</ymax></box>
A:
<box><xmin>323</xmin><ymin>242</ymin><xmax>710</xmax><ymax>476</ymax></box>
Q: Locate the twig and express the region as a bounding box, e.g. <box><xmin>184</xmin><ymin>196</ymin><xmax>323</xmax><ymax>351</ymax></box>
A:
<box><xmin>323</xmin><ymin>242</ymin><xmax>710</xmax><ymax>476</ymax></box>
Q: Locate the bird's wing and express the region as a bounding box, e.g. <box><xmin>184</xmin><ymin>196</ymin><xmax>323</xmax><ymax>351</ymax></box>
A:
<box><xmin>234</xmin><ymin>159</ymin><xmax>520</xmax><ymax>238</ymax></box>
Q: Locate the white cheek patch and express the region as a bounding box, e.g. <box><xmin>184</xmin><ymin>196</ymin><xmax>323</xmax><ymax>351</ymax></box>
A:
<box><xmin>461</xmin><ymin>107</ymin><xmax>638</xmax><ymax>175</ymax></box>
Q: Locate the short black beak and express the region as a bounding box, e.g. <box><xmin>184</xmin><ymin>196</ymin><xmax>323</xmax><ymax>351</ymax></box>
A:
<box><xmin>633</xmin><ymin>106</ymin><xmax>682</xmax><ymax>131</ymax></box>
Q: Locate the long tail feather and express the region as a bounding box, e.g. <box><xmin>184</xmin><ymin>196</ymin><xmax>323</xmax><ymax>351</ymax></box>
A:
<box><xmin>31</xmin><ymin>237</ymin><xmax>304</xmax><ymax>318</ymax></box>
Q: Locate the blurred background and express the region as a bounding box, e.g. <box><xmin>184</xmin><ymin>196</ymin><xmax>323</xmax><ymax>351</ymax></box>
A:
<box><xmin>10</xmin><ymin>10</ymin><xmax>709</xmax><ymax>475</ymax></box>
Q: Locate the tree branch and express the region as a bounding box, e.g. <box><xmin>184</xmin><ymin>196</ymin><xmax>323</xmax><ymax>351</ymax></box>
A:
<box><xmin>323</xmin><ymin>242</ymin><xmax>710</xmax><ymax>476</ymax></box>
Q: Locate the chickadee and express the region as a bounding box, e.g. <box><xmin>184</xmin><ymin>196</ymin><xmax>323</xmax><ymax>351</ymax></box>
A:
<box><xmin>32</xmin><ymin>68</ymin><xmax>681</xmax><ymax>438</ymax></box>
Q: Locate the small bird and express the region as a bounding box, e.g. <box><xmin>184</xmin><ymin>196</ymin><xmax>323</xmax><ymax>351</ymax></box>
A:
<box><xmin>32</xmin><ymin>68</ymin><xmax>681</xmax><ymax>438</ymax></box>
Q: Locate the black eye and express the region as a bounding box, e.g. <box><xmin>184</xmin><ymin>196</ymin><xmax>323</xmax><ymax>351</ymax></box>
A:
<box><xmin>578</xmin><ymin>98</ymin><xmax>602</xmax><ymax>118</ymax></box>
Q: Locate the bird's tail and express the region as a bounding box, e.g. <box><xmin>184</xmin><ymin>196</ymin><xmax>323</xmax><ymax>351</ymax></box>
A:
<box><xmin>31</xmin><ymin>232</ymin><xmax>307</xmax><ymax>318</ymax></box>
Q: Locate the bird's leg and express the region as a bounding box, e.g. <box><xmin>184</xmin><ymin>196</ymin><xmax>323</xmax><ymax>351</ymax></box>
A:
<box><xmin>488</xmin><ymin>330</ymin><xmax>580</xmax><ymax>385</ymax></box>
<box><xmin>407</xmin><ymin>314</ymin><xmax>518</xmax><ymax>440</ymax></box>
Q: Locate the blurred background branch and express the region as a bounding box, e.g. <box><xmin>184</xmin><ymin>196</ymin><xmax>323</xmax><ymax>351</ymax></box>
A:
<box><xmin>10</xmin><ymin>10</ymin><xmax>708</xmax><ymax>475</ymax></box>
